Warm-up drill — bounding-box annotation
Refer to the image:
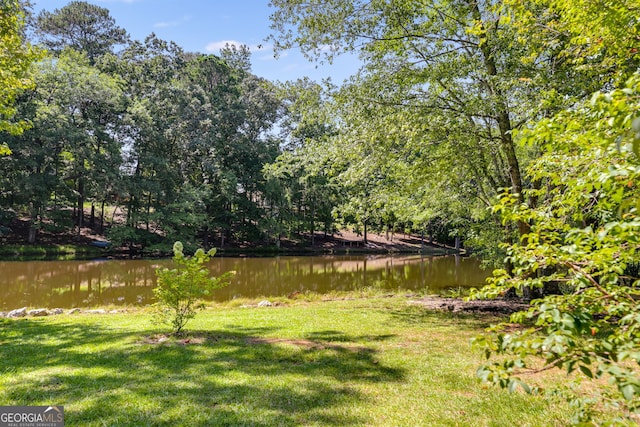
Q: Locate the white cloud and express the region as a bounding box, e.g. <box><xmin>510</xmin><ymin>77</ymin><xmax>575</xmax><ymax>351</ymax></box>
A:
<box><xmin>154</xmin><ymin>16</ymin><xmax>190</xmax><ymax>29</ymax></box>
<box><xmin>205</xmin><ymin>40</ymin><xmax>271</xmax><ymax>54</ymax></box>
<box><xmin>318</xmin><ymin>44</ymin><xmax>340</xmax><ymax>53</ymax></box>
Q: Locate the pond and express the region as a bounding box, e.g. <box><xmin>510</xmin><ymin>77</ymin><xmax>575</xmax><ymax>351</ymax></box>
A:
<box><xmin>0</xmin><ymin>254</ymin><xmax>490</xmax><ymax>310</ymax></box>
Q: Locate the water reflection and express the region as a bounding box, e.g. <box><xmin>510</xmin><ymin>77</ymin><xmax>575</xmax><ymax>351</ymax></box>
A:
<box><xmin>0</xmin><ymin>255</ymin><xmax>489</xmax><ymax>310</ymax></box>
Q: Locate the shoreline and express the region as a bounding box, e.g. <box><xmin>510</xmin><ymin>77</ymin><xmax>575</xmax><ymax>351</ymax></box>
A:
<box><xmin>0</xmin><ymin>230</ymin><xmax>462</xmax><ymax>260</ymax></box>
<box><xmin>0</xmin><ymin>293</ymin><xmax>528</xmax><ymax>319</ymax></box>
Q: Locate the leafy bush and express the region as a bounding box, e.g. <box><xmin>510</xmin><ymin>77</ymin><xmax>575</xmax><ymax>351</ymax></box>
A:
<box><xmin>153</xmin><ymin>241</ymin><xmax>233</xmax><ymax>334</ymax></box>
<box><xmin>107</xmin><ymin>225</ymin><xmax>162</xmax><ymax>250</ymax></box>
<box><xmin>42</xmin><ymin>208</ymin><xmax>73</xmax><ymax>233</ymax></box>
<box><xmin>0</xmin><ymin>208</ymin><xmax>17</xmax><ymax>225</ymax></box>
<box><xmin>107</xmin><ymin>225</ymin><xmax>141</xmax><ymax>249</ymax></box>
<box><xmin>472</xmin><ymin>73</ymin><xmax>640</xmax><ymax>425</ymax></box>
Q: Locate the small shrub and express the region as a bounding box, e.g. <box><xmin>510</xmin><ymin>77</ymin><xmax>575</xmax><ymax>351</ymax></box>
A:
<box><xmin>153</xmin><ymin>241</ymin><xmax>233</xmax><ymax>334</ymax></box>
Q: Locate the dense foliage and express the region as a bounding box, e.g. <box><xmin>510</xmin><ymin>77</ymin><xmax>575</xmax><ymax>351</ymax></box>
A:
<box><xmin>473</xmin><ymin>74</ymin><xmax>640</xmax><ymax>424</ymax></box>
<box><xmin>0</xmin><ymin>2</ymin><xmax>291</xmax><ymax>251</ymax></box>
<box><xmin>0</xmin><ymin>0</ymin><xmax>40</xmax><ymax>154</ymax></box>
<box><xmin>268</xmin><ymin>0</ymin><xmax>635</xmax><ymax>257</ymax></box>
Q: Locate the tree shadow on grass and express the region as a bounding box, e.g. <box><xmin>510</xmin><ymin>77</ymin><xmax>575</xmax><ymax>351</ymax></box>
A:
<box><xmin>0</xmin><ymin>318</ymin><xmax>404</xmax><ymax>426</ymax></box>
<box><xmin>385</xmin><ymin>304</ymin><xmax>503</xmax><ymax>330</ymax></box>
<box><xmin>303</xmin><ymin>330</ymin><xmax>396</xmax><ymax>344</ymax></box>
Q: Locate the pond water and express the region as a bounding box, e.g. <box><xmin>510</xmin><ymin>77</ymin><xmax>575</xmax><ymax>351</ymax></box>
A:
<box><xmin>0</xmin><ymin>255</ymin><xmax>490</xmax><ymax>310</ymax></box>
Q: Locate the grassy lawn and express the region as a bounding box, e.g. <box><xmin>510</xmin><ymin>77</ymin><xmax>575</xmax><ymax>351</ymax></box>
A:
<box><xmin>0</xmin><ymin>297</ymin><xmax>569</xmax><ymax>426</ymax></box>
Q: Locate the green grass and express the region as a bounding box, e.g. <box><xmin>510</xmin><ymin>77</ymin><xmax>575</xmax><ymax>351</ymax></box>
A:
<box><xmin>0</xmin><ymin>297</ymin><xmax>569</xmax><ymax>426</ymax></box>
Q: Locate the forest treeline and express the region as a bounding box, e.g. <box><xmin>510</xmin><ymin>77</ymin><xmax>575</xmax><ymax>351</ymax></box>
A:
<box><xmin>0</xmin><ymin>0</ymin><xmax>637</xmax><ymax>257</ymax></box>
<box><xmin>1</xmin><ymin>0</ymin><xmax>633</xmax><ymax>260</ymax></box>
<box><xmin>0</xmin><ymin>2</ymin><xmax>327</xmax><ymax>253</ymax></box>
<box><xmin>0</xmin><ymin>1</ymin><xmax>356</xmax><ymax>253</ymax></box>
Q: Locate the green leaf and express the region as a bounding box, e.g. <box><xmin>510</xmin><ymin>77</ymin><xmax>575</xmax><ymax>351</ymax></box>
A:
<box><xmin>621</xmin><ymin>384</ymin><xmax>636</xmax><ymax>401</ymax></box>
<box><xmin>579</xmin><ymin>365</ymin><xmax>593</xmax><ymax>379</ymax></box>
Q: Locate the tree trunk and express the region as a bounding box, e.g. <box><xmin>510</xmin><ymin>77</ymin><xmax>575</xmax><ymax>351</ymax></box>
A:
<box><xmin>27</xmin><ymin>225</ymin><xmax>37</xmax><ymax>244</ymax></box>
<box><xmin>127</xmin><ymin>196</ymin><xmax>135</xmax><ymax>227</ymax></box>
<box><xmin>203</xmin><ymin>226</ymin><xmax>209</xmax><ymax>249</ymax></box>
<box><xmin>145</xmin><ymin>193</ymin><xmax>151</xmax><ymax>231</ymax></box>
<box><xmin>77</xmin><ymin>177</ymin><xmax>84</xmax><ymax>239</ymax></box>
<box><xmin>469</xmin><ymin>0</ymin><xmax>529</xmax><ymax>238</ymax></box>
<box><xmin>100</xmin><ymin>200</ymin><xmax>105</xmax><ymax>233</ymax></box>
<box><xmin>363</xmin><ymin>221</ymin><xmax>368</xmax><ymax>244</ymax></box>
<box><xmin>310</xmin><ymin>200</ymin><xmax>315</xmax><ymax>246</ymax></box>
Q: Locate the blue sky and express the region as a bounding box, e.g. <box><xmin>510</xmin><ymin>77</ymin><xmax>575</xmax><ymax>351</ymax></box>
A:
<box><xmin>31</xmin><ymin>0</ymin><xmax>361</xmax><ymax>83</ymax></box>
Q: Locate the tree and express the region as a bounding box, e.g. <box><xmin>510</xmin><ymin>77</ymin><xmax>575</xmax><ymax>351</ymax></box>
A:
<box><xmin>264</xmin><ymin>148</ymin><xmax>339</xmax><ymax>245</ymax></box>
<box><xmin>99</xmin><ymin>35</ymin><xmax>284</xmax><ymax>251</ymax></box>
<box><xmin>264</xmin><ymin>78</ymin><xmax>340</xmax><ymax>244</ymax></box>
<box><xmin>35</xmin><ymin>0</ymin><xmax>129</xmax><ymax>64</ymax></box>
<box><xmin>472</xmin><ymin>73</ymin><xmax>640</xmax><ymax>425</ymax></box>
<box><xmin>53</xmin><ymin>51</ymin><xmax>124</xmax><ymax>238</ymax></box>
<box><xmin>1</xmin><ymin>50</ymin><xmax>124</xmax><ymax>242</ymax></box>
<box><xmin>101</xmin><ymin>35</ymin><xmax>186</xmax><ymax>249</ymax></box>
<box><xmin>0</xmin><ymin>0</ymin><xmax>40</xmax><ymax>154</ymax></box>
<box><xmin>268</xmin><ymin>0</ymin><xmax>626</xmax><ymax>253</ymax></box>
<box><xmin>504</xmin><ymin>0</ymin><xmax>639</xmax><ymax>85</ymax></box>
<box><xmin>270</xmin><ymin>4</ymin><xmax>640</xmax><ymax>423</ymax></box>
<box><xmin>154</xmin><ymin>241</ymin><xmax>233</xmax><ymax>335</ymax></box>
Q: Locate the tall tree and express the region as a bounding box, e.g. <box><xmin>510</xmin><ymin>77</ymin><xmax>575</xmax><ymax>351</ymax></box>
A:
<box><xmin>1</xmin><ymin>50</ymin><xmax>124</xmax><ymax>242</ymax></box>
<box><xmin>35</xmin><ymin>0</ymin><xmax>129</xmax><ymax>64</ymax></box>
<box><xmin>467</xmin><ymin>2</ymin><xmax>640</xmax><ymax>423</ymax></box>
<box><xmin>265</xmin><ymin>78</ymin><xmax>340</xmax><ymax>244</ymax></box>
<box><xmin>0</xmin><ymin>0</ymin><xmax>40</xmax><ymax>154</ymax></box>
<box><xmin>268</xmin><ymin>0</ymin><xmax>623</xmax><ymax>249</ymax></box>
<box><xmin>102</xmin><ymin>35</ymin><xmax>189</xmax><ymax>249</ymax></box>
<box><xmin>100</xmin><ymin>35</ymin><xmax>284</xmax><ymax>251</ymax></box>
